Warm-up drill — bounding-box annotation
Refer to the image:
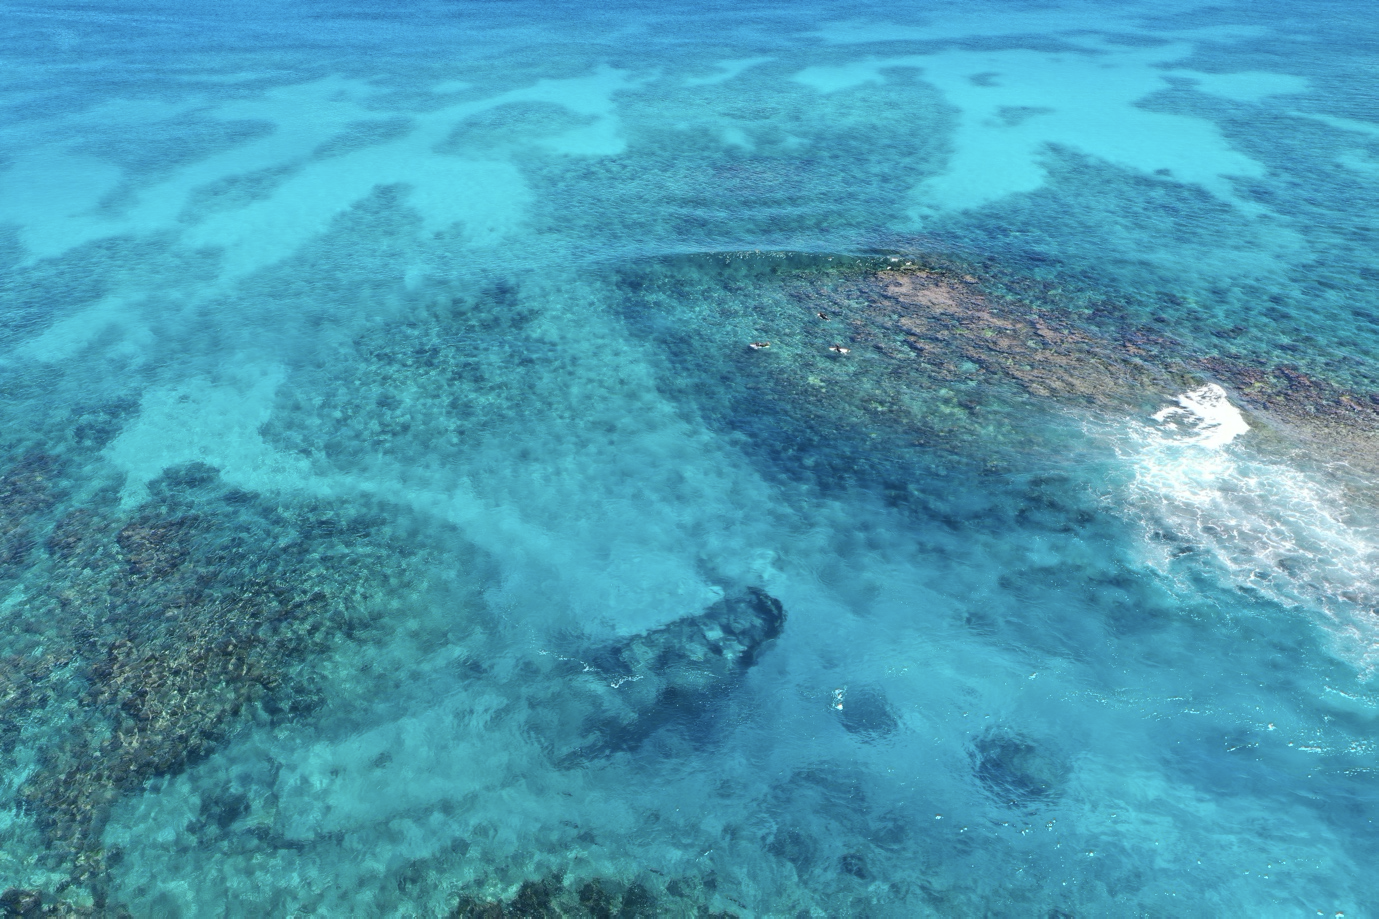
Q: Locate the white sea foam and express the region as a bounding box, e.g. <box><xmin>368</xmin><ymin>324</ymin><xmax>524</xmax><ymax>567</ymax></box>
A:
<box><xmin>1116</xmin><ymin>385</ymin><xmax>1379</xmax><ymax>671</ymax></box>
<box><xmin>1149</xmin><ymin>382</ymin><xmax>1251</xmax><ymax>448</ymax></box>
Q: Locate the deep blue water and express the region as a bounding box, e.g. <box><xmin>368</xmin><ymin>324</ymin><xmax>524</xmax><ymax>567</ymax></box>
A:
<box><xmin>2</xmin><ymin>0</ymin><xmax>1378</xmax><ymax>915</ymax></box>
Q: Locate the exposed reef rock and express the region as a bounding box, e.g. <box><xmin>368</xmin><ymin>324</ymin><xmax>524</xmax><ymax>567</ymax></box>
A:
<box><xmin>857</xmin><ymin>268</ymin><xmax>1165</xmax><ymax>404</ymax></box>
<box><xmin>558</xmin><ymin>588</ymin><xmax>785</xmax><ymax>762</ymax></box>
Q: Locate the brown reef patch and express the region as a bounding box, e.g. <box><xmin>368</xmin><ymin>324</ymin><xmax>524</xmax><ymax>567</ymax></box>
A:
<box><xmin>777</xmin><ymin>258</ymin><xmax>1379</xmax><ymax>477</ymax></box>
<box><xmin>861</xmin><ymin>269</ymin><xmax>1168</xmax><ymax>404</ymax></box>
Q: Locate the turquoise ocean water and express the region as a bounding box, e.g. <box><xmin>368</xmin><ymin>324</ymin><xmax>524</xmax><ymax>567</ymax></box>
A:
<box><xmin>2</xmin><ymin>0</ymin><xmax>1378</xmax><ymax>914</ymax></box>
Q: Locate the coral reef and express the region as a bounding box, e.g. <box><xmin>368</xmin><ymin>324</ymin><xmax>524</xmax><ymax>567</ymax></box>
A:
<box><xmin>0</xmin><ymin>886</ymin><xmax>116</xmax><ymax>918</ymax></box>
<box><xmin>452</xmin><ymin>872</ymin><xmax>736</xmax><ymax>919</ymax></box>
<box><xmin>0</xmin><ymin>452</ymin><xmax>66</xmax><ymax>576</ymax></box>
<box><xmin>828</xmin><ymin>259</ymin><xmax>1379</xmax><ymax>473</ymax></box>
<box><xmin>5</xmin><ymin>251</ymin><xmax>1373</xmax><ymax>914</ymax></box>
<box><xmin>260</xmin><ymin>280</ymin><xmax>546</xmax><ymax>472</ymax></box>
<box><xmin>618</xmin><ymin>251</ymin><xmax>1379</xmax><ymax>484</ymax></box>
<box><xmin>0</xmin><ymin>459</ymin><xmax>418</xmax><ymax>908</ymax></box>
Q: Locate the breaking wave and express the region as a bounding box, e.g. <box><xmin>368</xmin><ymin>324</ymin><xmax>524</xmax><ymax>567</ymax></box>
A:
<box><xmin>1114</xmin><ymin>384</ymin><xmax>1379</xmax><ymax>670</ymax></box>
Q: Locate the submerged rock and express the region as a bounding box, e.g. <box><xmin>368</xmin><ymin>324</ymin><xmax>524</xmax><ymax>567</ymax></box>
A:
<box><xmin>835</xmin><ymin>685</ymin><xmax>899</xmax><ymax>741</ymax></box>
<box><xmin>839</xmin><ymin>853</ymin><xmax>868</xmax><ymax>880</ymax></box>
<box><xmin>561</xmin><ymin>588</ymin><xmax>786</xmax><ymax>761</ymax></box>
<box><xmin>0</xmin><ymin>889</ymin><xmax>42</xmax><ymax>919</ymax></box>
<box><xmin>972</xmin><ymin>729</ymin><xmax>1069</xmax><ymax>809</ymax></box>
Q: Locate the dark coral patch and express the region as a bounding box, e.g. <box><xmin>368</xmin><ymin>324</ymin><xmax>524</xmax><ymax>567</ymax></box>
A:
<box><xmin>0</xmin><ymin>452</ymin><xmax>67</xmax><ymax>574</ymax></box>
<box><xmin>452</xmin><ymin>873</ymin><xmax>734</xmax><ymax>919</ymax></box>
